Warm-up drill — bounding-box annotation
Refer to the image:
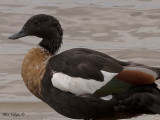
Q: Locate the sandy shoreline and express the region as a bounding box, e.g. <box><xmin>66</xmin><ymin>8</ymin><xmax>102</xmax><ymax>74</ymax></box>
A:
<box><xmin>0</xmin><ymin>102</ymin><xmax>73</xmax><ymax>120</ymax></box>
<box><xmin>0</xmin><ymin>102</ymin><xmax>160</xmax><ymax>120</ymax></box>
<box><xmin>0</xmin><ymin>102</ymin><xmax>51</xmax><ymax>112</ymax></box>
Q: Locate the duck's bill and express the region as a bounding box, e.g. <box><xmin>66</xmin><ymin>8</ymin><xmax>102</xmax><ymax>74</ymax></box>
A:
<box><xmin>8</xmin><ymin>29</ymin><xmax>28</xmax><ymax>40</ymax></box>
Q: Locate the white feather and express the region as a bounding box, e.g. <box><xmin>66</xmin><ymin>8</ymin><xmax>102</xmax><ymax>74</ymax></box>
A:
<box><xmin>101</xmin><ymin>95</ymin><xmax>113</xmax><ymax>101</ymax></box>
<box><xmin>51</xmin><ymin>71</ymin><xmax>117</xmax><ymax>95</ymax></box>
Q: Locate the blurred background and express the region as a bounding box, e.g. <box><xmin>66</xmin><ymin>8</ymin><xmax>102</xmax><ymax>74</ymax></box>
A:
<box><xmin>0</xmin><ymin>0</ymin><xmax>160</xmax><ymax>119</ymax></box>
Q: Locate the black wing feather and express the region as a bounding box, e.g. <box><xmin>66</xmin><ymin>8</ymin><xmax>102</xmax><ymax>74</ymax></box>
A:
<box><xmin>149</xmin><ymin>104</ymin><xmax>160</xmax><ymax>114</ymax></box>
<box><xmin>114</xmin><ymin>83</ymin><xmax>160</xmax><ymax>114</ymax></box>
<box><xmin>48</xmin><ymin>48</ymin><xmax>123</xmax><ymax>81</ymax></box>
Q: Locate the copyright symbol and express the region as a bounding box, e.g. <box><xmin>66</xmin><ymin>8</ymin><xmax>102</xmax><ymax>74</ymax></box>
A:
<box><xmin>22</xmin><ymin>113</ymin><xmax>25</xmax><ymax>116</ymax></box>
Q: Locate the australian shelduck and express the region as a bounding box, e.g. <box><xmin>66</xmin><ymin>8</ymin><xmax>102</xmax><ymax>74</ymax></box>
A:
<box><xmin>9</xmin><ymin>14</ymin><xmax>160</xmax><ymax>120</ymax></box>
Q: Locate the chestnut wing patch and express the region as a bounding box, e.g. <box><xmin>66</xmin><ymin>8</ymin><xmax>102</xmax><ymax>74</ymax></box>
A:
<box><xmin>116</xmin><ymin>67</ymin><xmax>158</xmax><ymax>85</ymax></box>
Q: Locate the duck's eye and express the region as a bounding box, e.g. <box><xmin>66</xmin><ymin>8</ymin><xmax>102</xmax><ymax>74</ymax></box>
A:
<box><xmin>34</xmin><ymin>20</ymin><xmax>39</xmax><ymax>25</ymax></box>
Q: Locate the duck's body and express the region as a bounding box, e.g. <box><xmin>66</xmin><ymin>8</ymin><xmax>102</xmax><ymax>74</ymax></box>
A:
<box><xmin>9</xmin><ymin>14</ymin><xmax>160</xmax><ymax>120</ymax></box>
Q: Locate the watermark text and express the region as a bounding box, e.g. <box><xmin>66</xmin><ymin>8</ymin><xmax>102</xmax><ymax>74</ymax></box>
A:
<box><xmin>2</xmin><ymin>112</ymin><xmax>25</xmax><ymax>117</ymax></box>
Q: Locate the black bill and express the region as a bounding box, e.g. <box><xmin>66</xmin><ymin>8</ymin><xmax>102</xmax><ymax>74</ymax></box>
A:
<box><xmin>8</xmin><ymin>29</ymin><xmax>28</xmax><ymax>40</ymax></box>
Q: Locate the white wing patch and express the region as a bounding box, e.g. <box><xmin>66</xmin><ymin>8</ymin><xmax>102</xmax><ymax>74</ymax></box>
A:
<box><xmin>51</xmin><ymin>71</ymin><xmax>117</xmax><ymax>95</ymax></box>
<box><xmin>101</xmin><ymin>95</ymin><xmax>113</xmax><ymax>101</ymax></box>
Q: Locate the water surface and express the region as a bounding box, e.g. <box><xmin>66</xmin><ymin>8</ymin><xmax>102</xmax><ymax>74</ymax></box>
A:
<box><xmin>0</xmin><ymin>0</ymin><xmax>160</xmax><ymax>119</ymax></box>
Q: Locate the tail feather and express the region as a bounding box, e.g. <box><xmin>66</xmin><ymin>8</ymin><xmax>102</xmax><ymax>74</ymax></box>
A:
<box><xmin>148</xmin><ymin>104</ymin><xmax>160</xmax><ymax>114</ymax></box>
<box><xmin>115</xmin><ymin>84</ymin><xmax>160</xmax><ymax>114</ymax></box>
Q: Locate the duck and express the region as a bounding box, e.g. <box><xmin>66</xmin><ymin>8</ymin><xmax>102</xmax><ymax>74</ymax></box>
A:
<box><xmin>9</xmin><ymin>14</ymin><xmax>160</xmax><ymax>120</ymax></box>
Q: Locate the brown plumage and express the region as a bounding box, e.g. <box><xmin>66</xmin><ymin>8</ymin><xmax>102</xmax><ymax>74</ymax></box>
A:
<box><xmin>116</xmin><ymin>70</ymin><xmax>155</xmax><ymax>85</ymax></box>
<box><xmin>21</xmin><ymin>47</ymin><xmax>51</xmax><ymax>99</ymax></box>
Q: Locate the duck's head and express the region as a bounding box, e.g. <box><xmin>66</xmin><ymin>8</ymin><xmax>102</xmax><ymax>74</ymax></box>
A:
<box><xmin>9</xmin><ymin>14</ymin><xmax>63</xmax><ymax>54</ymax></box>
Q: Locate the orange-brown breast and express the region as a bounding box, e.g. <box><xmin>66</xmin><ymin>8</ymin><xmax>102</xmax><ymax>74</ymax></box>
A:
<box><xmin>21</xmin><ymin>47</ymin><xmax>51</xmax><ymax>99</ymax></box>
<box><xmin>116</xmin><ymin>70</ymin><xmax>156</xmax><ymax>85</ymax></box>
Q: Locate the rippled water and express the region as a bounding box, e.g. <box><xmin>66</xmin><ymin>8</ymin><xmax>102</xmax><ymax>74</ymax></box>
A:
<box><xmin>0</xmin><ymin>0</ymin><xmax>160</xmax><ymax>120</ymax></box>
